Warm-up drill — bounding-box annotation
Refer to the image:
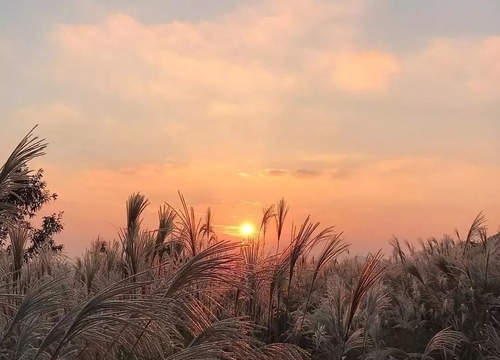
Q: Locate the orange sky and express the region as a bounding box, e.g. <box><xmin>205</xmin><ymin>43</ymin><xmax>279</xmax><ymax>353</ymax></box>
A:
<box><xmin>2</xmin><ymin>0</ymin><xmax>500</xmax><ymax>257</ymax></box>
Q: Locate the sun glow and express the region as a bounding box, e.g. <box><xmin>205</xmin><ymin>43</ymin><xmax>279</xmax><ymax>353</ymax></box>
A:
<box><xmin>239</xmin><ymin>222</ymin><xmax>255</xmax><ymax>237</ymax></box>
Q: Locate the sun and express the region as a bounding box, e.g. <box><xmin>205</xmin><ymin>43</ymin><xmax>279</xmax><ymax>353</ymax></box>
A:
<box><xmin>239</xmin><ymin>222</ymin><xmax>255</xmax><ymax>237</ymax></box>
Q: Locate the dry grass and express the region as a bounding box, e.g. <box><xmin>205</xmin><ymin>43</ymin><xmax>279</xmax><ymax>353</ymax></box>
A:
<box><xmin>3</xmin><ymin>127</ymin><xmax>500</xmax><ymax>360</ymax></box>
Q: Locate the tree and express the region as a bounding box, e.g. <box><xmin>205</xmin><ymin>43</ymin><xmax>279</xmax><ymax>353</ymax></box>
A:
<box><xmin>0</xmin><ymin>166</ymin><xmax>64</xmax><ymax>256</ymax></box>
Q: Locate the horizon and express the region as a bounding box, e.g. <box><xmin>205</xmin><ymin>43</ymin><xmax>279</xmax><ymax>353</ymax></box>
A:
<box><xmin>1</xmin><ymin>0</ymin><xmax>500</xmax><ymax>258</ymax></box>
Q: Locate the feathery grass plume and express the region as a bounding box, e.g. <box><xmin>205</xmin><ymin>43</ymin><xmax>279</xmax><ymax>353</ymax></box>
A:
<box><xmin>161</xmin><ymin>240</ymin><xmax>244</xmax><ymax>298</ymax></box>
<box><xmin>405</xmin><ymin>239</ymin><xmax>416</xmax><ymax>254</ymax></box>
<box><xmin>463</xmin><ymin>211</ymin><xmax>487</xmax><ymax>256</ymax></box>
<box><xmin>389</xmin><ymin>237</ymin><xmax>406</xmax><ymax>266</ymax></box>
<box><xmin>187</xmin><ymin>317</ymin><xmax>255</xmax><ymax>347</ymax></box>
<box><xmin>131</xmin><ymin>243</ymin><xmax>243</xmax><ymax>348</ymax></box>
<box><xmin>342</xmin><ymin>328</ymin><xmax>367</xmax><ymax>355</ymax></box>
<box><xmin>161</xmin><ymin>343</ymin><xmax>241</xmax><ymax>360</ymax></box>
<box><xmin>29</xmin><ymin>246</ymin><xmax>59</xmax><ymax>279</ymax></box>
<box><xmin>169</xmin><ymin>191</ymin><xmax>204</xmax><ymax>257</ymax></box>
<box><xmin>153</xmin><ymin>205</ymin><xmax>176</xmax><ymax>264</ymax></box>
<box><xmin>285</xmin><ymin>217</ymin><xmax>335</xmax><ymax>308</ymax></box>
<box><xmin>0</xmin><ymin>275</ymin><xmax>68</xmax><ymax>358</ymax></box>
<box><xmin>421</xmin><ymin>327</ymin><xmax>467</xmax><ymax>359</ymax></box>
<box><xmin>126</xmin><ymin>193</ymin><xmax>149</xmax><ymax>234</ymax></box>
<box><xmin>482</xmin><ymin>231</ymin><xmax>500</xmax><ymax>290</ymax></box>
<box><xmin>418</xmin><ymin>238</ymin><xmax>428</xmax><ymax>257</ymax></box>
<box><xmin>361</xmin><ymin>283</ymin><xmax>392</xmax><ymax>351</ymax></box>
<box><xmin>119</xmin><ymin>228</ymin><xmax>156</xmax><ymax>279</ymax></box>
<box><xmin>240</xmin><ymin>237</ymin><xmax>273</xmax><ymax>321</ymax></box>
<box><xmin>482</xmin><ymin>324</ymin><xmax>500</xmax><ymax>359</ymax></box>
<box><xmin>454</xmin><ymin>227</ymin><xmax>462</xmax><ymax>243</ymax></box>
<box><xmin>257</xmin><ymin>343</ymin><xmax>310</xmax><ymax>359</ymax></box>
<box><xmin>102</xmin><ymin>239</ymin><xmax>121</xmax><ymax>275</ymax></box>
<box><xmin>426</xmin><ymin>238</ymin><xmax>438</xmax><ymax>255</ymax></box>
<box><xmin>34</xmin><ymin>271</ymin><xmax>166</xmax><ymax>359</ymax></box>
<box><xmin>274</xmin><ymin>198</ymin><xmax>289</xmax><ymax>254</ymax></box>
<box><xmin>389</xmin><ymin>236</ymin><xmax>413</xmax><ymax>295</ymax></box>
<box><xmin>201</xmin><ymin>208</ymin><xmax>217</xmax><ymax>248</ymax></box>
<box><xmin>296</xmin><ymin>234</ymin><xmax>349</xmax><ymax>334</ymax></box>
<box><xmin>196</xmin><ymin>208</ymin><xmax>218</xmax><ymax>258</ymax></box>
<box><xmin>342</xmin><ymin>250</ymin><xmax>386</xmax><ymax>355</ymax></box>
<box><xmin>122</xmin><ymin>193</ymin><xmax>149</xmax><ymax>277</ymax></box>
<box><xmin>433</xmin><ymin>255</ymin><xmax>458</xmax><ymax>278</ymax></box>
<box><xmin>163</xmin><ymin>341</ymin><xmax>309</xmax><ymax>360</ymax></box>
<box><xmin>406</xmin><ymin>263</ymin><xmax>425</xmax><ymax>286</ymax></box>
<box><xmin>267</xmin><ymin>250</ymin><xmax>290</xmax><ymax>340</ymax></box>
<box><xmin>185</xmin><ymin>317</ymin><xmax>277</xmax><ymax>360</ymax></box>
<box><xmin>75</xmin><ymin>239</ymin><xmax>106</xmax><ymax>295</ymax></box>
<box><xmin>163</xmin><ymin>317</ymin><xmax>310</xmax><ymax>360</ymax></box>
<box><xmin>0</xmin><ymin>126</ymin><xmax>47</xmax><ymax>227</ymax></box>
<box><xmin>304</xmin><ymin>273</ymin><xmax>361</xmax><ymax>359</ymax></box>
<box><xmin>125</xmin><ymin>241</ymin><xmax>249</xmax><ymax>358</ymax></box>
<box><xmin>259</xmin><ymin>205</ymin><xmax>275</xmax><ymax>251</ymax></box>
<box><xmin>139</xmin><ymin>231</ymin><xmax>156</xmax><ymax>270</ymax></box>
<box><xmin>77</xmin><ymin>255</ymin><xmax>121</xmax><ymax>294</ymax></box>
<box><xmin>9</xmin><ymin>225</ymin><xmax>30</xmax><ymax>286</ymax></box>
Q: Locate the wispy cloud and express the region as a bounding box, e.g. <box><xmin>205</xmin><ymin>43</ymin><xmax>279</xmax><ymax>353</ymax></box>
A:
<box><xmin>16</xmin><ymin>102</ymin><xmax>83</xmax><ymax>125</ymax></box>
<box><xmin>259</xmin><ymin>168</ymin><xmax>322</xmax><ymax>178</ymax></box>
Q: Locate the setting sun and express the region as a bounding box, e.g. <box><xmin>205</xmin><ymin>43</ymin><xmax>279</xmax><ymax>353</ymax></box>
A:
<box><xmin>239</xmin><ymin>222</ymin><xmax>255</xmax><ymax>237</ymax></box>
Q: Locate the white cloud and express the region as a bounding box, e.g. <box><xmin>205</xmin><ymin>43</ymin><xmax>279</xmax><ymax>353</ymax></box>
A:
<box><xmin>400</xmin><ymin>36</ymin><xmax>500</xmax><ymax>102</ymax></box>
<box><xmin>16</xmin><ymin>102</ymin><xmax>83</xmax><ymax>125</ymax></box>
<box><xmin>20</xmin><ymin>1</ymin><xmax>492</xmax><ymax>169</ymax></box>
<box><xmin>49</xmin><ymin>0</ymin><xmax>393</xmax><ymax>103</ymax></box>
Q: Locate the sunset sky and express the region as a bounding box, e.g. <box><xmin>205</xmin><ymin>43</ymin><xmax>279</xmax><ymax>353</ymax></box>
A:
<box><xmin>1</xmin><ymin>0</ymin><xmax>500</xmax><ymax>257</ymax></box>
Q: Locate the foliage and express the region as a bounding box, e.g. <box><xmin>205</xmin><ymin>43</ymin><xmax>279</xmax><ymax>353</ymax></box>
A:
<box><xmin>0</xmin><ymin>163</ymin><xmax>63</xmax><ymax>256</ymax></box>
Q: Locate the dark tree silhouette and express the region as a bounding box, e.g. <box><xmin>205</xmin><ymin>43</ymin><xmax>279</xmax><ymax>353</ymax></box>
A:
<box><xmin>0</xmin><ymin>166</ymin><xmax>63</xmax><ymax>257</ymax></box>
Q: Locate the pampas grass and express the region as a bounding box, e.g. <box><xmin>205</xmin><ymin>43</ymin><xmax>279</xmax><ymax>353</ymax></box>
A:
<box><xmin>4</xmin><ymin>127</ymin><xmax>500</xmax><ymax>360</ymax></box>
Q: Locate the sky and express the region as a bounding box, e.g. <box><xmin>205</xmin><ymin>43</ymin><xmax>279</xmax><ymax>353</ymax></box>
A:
<box><xmin>1</xmin><ymin>0</ymin><xmax>500</xmax><ymax>257</ymax></box>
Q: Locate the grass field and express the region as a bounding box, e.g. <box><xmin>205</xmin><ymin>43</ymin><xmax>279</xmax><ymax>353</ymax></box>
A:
<box><xmin>1</xmin><ymin>130</ymin><xmax>499</xmax><ymax>360</ymax></box>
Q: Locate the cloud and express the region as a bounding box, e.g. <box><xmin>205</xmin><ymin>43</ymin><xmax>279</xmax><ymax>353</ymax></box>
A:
<box><xmin>331</xmin><ymin>51</ymin><xmax>400</xmax><ymax>93</ymax></box>
<box><xmin>294</xmin><ymin>169</ymin><xmax>322</xmax><ymax>178</ymax></box>
<box><xmin>49</xmin><ymin>0</ymin><xmax>394</xmax><ymax>107</ymax></box>
<box><xmin>0</xmin><ymin>38</ymin><xmax>9</xmax><ymax>60</ymax></box>
<box><xmin>258</xmin><ymin>168</ymin><xmax>322</xmax><ymax>178</ymax></box>
<box><xmin>51</xmin><ymin>12</ymin><xmax>295</xmax><ymax>102</ymax></box>
<box><xmin>259</xmin><ymin>169</ymin><xmax>291</xmax><ymax>177</ymax></box>
<box><xmin>400</xmin><ymin>36</ymin><xmax>500</xmax><ymax>102</ymax></box>
<box><xmin>16</xmin><ymin>102</ymin><xmax>83</xmax><ymax>125</ymax></box>
<box><xmin>44</xmin><ymin>0</ymin><xmax>500</xmax><ymax>167</ymax></box>
<box><xmin>297</xmin><ymin>153</ymin><xmax>372</xmax><ymax>179</ymax></box>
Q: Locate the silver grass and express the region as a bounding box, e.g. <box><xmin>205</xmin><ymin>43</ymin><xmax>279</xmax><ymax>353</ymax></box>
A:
<box><xmin>8</xmin><ymin>225</ymin><xmax>30</xmax><ymax>286</ymax></box>
<box><xmin>239</xmin><ymin>239</ymin><xmax>275</xmax><ymax>321</ymax></box>
<box><xmin>160</xmin><ymin>241</ymin><xmax>244</xmax><ymax>298</ymax></box>
<box><xmin>284</xmin><ymin>216</ymin><xmax>336</xmax><ymax>307</ymax></box>
<box><xmin>421</xmin><ymin>327</ymin><xmax>467</xmax><ymax>359</ymax></box>
<box><xmin>463</xmin><ymin>211</ymin><xmax>487</xmax><ymax>255</ymax></box>
<box><xmin>0</xmin><ymin>275</ymin><xmax>68</xmax><ymax>359</ymax></box>
<box><xmin>341</xmin><ymin>251</ymin><xmax>386</xmax><ymax>356</ymax></box>
<box><xmin>167</xmin><ymin>192</ymin><xmax>204</xmax><ymax>257</ymax></box>
<box><xmin>260</xmin><ymin>205</ymin><xmax>275</xmax><ymax>237</ymax></box>
<box><xmin>122</xmin><ymin>193</ymin><xmax>150</xmax><ymax>277</ymax></box>
<box><xmin>0</xmin><ymin>126</ymin><xmax>47</xmax><ymax>227</ymax></box>
<box><xmin>199</xmin><ymin>207</ymin><xmax>217</xmax><ymax>250</ymax></box>
<box><xmin>33</xmin><ymin>250</ymin><xmax>241</xmax><ymax>359</ymax></box>
<box><xmin>296</xmin><ymin>235</ymin><xmax>349</xmax><ymax>334</ymax></box>
<box><xmin>153</xmin><ymin>205</ymin><xmax>176</xmax><ymax>264</ymax></box>
<box><xmin>274</xmin><ymin>198</ymin><xmax>289</xmax><ymax>254</ymax></box>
